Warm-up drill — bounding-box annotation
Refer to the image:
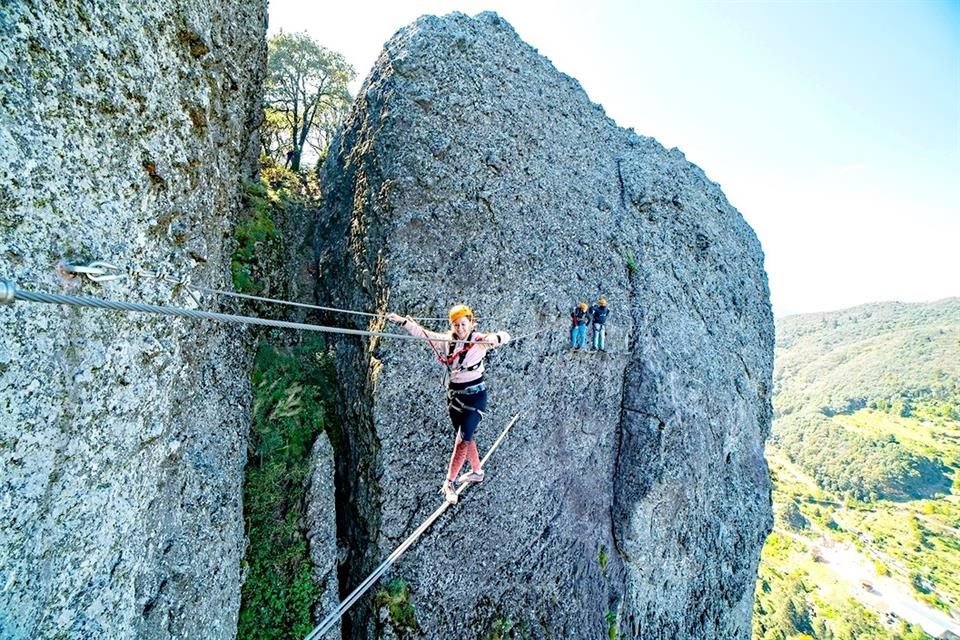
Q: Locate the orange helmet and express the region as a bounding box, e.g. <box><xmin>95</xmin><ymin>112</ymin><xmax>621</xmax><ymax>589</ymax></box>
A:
<box><xmin>578</xmin><ymin>302</ymin><xmax>588</xmax><ymax>311</ymax></box>
<box><xmin>598</xmin><ymin>297</ymin><xmax>607</xmax><ymax>306</ymax></box>
<box><xmin>448</xmin><ymin>304</ymin><xmax>474</xmax><ymax>323</ymax></box>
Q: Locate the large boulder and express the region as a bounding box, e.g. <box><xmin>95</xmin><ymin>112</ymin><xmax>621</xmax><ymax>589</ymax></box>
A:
<box><xmin>317</xmin><ymin>11</ymin><xmax>773</xmax><ymax>639</ymax></box>
<box><xmin>0</xmin><ymin>2</ymin><xmax>266</xmax><ymax>638</ymax></box>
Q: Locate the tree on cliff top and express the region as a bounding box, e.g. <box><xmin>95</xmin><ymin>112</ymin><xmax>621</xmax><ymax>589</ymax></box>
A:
<box><xmin>265</xmin><ymin>32</ymin><xmax>354</xmax><ymax>172</ymax></box>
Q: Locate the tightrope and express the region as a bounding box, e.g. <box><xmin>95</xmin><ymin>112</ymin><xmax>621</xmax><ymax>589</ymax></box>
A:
<box><xmin>304</xmin><ymin>413</ymin><xmax>521</xmax><ymax>640</ymax></box>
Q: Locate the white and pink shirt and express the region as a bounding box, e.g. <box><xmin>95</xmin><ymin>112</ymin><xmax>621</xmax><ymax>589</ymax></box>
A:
<box><xmin>399</xmin><ymin>320</ymin><xmax>511</xmax><ymax>385</ymax></box>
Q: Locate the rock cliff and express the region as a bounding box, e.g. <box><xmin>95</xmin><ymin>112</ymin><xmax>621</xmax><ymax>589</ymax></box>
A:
<box><xmin>0</xmin><ymin>2</ymin><xmax>265</xmax><ymax>638</ymax></box>
<box><xmin>317</xmin><ymin>12</ymin><xmax>774</xmax><ymax>639</ymax></box>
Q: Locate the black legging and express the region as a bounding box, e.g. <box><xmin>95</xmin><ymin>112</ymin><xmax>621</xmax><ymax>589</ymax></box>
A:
<box><xmin>447</xmin><ymin>385</ymin><xmax>487</xmax><ymax>441</ymax></box>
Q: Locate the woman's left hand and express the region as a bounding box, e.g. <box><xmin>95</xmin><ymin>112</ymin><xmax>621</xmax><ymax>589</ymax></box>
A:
<box><xmin>477</xmin><ymin>331</ymin><xmax>509</xmax><ymax>346</ymax></box>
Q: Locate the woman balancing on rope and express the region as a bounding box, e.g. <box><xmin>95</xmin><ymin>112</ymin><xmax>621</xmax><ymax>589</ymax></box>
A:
<box><xmin>386</xmin><ymin>305</ymin><xmax>510</xmax><ymax>505</ymax></box>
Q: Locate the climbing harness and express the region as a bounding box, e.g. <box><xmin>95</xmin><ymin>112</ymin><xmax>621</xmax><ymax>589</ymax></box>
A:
<box><xmin>437</xmin><ymin>331</ymin><xmax>479</xmax><ymax>370</ymax></box>
<box><xmin>303</xmin><ymin>413</ymin><xmax>521</xmax><ymax>640</ymax></box>
<box><xmin>448</xmin><ymin>381</ymin><xmax>486</xmax><ymax>395</ymax></box>
<box><xmin>439</xmin><ymin>331</ymin><xmax>492</xmax><ymax>388</ymax></box>
<box><xmin>446</xmin><ymin>380</ymin><xmax>488</xmax><ymax>418</ymax></box>
<box><xmin>416</xmin><ymin>327</ymin><xmax>484</xmax><ymax>391</ymax></box>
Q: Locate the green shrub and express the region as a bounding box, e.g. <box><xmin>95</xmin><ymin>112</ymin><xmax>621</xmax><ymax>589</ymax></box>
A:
<box><xmin>374</xmin><ymin>578</ymin><xmax>418</xmax><ymax>631</ymax></box>
<box><xmin>779</xmin><ymin>500</ymin><xmax>809</xmax><ymax>530</ymax></box>
<box><xmin>232</xmin><ymin>177</ymin><xmax>281</xmax><ymax>293</ymax></box>
<box><xmin>231</xmin><ymin>166</ymin><xmax>320</xmax><ymax>294</ymax></box>
<box><xmin>624</xmin><ymin>250</ymin><xmax>638</xmax><ymax>275</ymax></box>
<box><xmin>237</xmin><ymin>337</ymin><xmax>334</xmax><ymax>640</ymax></box>
<box><xmin>606</xmin><ymin>610</ymin><xmax>619</xmax><ymax>640</ymax></box>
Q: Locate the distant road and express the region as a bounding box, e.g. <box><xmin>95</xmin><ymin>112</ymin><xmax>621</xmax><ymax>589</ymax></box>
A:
<box><xmin>818</xmin><ymin>541</ymin><xmax>960</xmax><ymax>637</ymax></box>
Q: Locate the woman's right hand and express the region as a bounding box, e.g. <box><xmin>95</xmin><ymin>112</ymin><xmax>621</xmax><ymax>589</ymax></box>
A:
<box><xmin>386</xmin><ymin>312</ymin><xmax>405</xmax><ymax>324</ymax></box>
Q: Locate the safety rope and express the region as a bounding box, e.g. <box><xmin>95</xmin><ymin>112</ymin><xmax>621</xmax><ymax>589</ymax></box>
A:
<box><xmin>504</xmin><ymin>324</ymin><xmax>559</xmax><ymax>344</ymax></box>
<box><xmin>60</xmin><ymin>261</ymin><xmax>389</xmax><ymax>318</ymax></box>
<box><xmin>303</xmin><ymin>413</ymin><xmax>521</xmax><ymax>640</ymax></box>
<box><xmin>0</xmin><ymin>281</ymin><xmax>461</xmax><ymax>343</ymax></box>
<box><xmin>60</xmin><ymin>262</ymin><xmax>586</xmax><ymax>334</ymax></box>
<box><xmin>1</xmin><ymin>279</ymin><xmax>569</xmax><ymax>352</ymax></box>
<box><xmin>60</xmin><ymin>261</ymin><xmax>475</xmax><ymax>323</ymax></box>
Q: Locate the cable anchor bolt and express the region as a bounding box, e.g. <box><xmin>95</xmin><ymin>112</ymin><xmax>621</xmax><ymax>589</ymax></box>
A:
<box><xmin>61</xmin><ymin>261</ymin><xmax>125</xmax><ymax>282</ymax></box>
<box><xmin>0</xmin><ymin>280</ymin><xmax>14</xmax><ymax>305</ymax></box>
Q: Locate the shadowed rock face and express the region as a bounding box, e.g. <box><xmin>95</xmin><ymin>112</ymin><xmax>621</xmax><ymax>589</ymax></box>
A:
<box><xmin>0</xmin><ymin>2</ymin><xmax>265</xmax><ymax>638</ymax></box>
<box><xmin>317</xmin><ymin>11</ymin><xmax>773</xmax><ymax>639</ymax></box>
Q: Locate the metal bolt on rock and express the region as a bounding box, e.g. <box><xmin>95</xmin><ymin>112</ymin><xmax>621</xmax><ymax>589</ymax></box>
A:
<box><xmin>0</xmin><ymin>280</ymin><xmax>14</xmax><ymax>305</ymax></box>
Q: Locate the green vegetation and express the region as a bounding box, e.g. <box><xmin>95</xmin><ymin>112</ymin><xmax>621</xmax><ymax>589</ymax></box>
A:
<box><xmin>264</xmin><ymin>32</ymin><xmax>355</xmax><ymax>171</ymax></box>
<box><xmin>232</xmin><ymin>177</ymin><xmax>279</xmax><ymax>293</ymax></box>
<box><xmin>773</xmin><ymin>299</ymin><xmax>960</xmax><ymax>417</ymax></box>
<box><xmin>374</xmin><ymin>578</ymin><xmax>418</xmax><ymax>633</ymax></box>
<box><xmin>233</xmin><ymin>161</ymin><xmax>328</xmax><ymax>638</ymax></box>
<box><xmin>754</xmin><ymin>492</ymin><xmax>937</xmax><ymax>640</ymax></box>
<box><xmin>778</xmin><ymin>499</ymin><xmax>809</xmax><ymax>531</ymax></box>
<box><xmin>771</xmin><ymin>411</ymin><xmax>950</xmax><ymax>501</ymax></box>
<box><xmin>232</xmin><ymin>165</ymin><xmax>319</xmax><ymax>294</ymax></box>
<box><xmin>487</xmin><ymin>616</ymin><xmax>531</xmax><ymax>640</ymax></box>
<box><xmin>625</xmin><ymin>250</ymin><xmax>638</xmax><ymax>275</ymax></box>
<box><xmin>605</xmin><ymin>610</ymin><xmax>619</xmax><ymax>640</ymax></box>
<box><xmin>756</xmin><ymin>299</ymin><xmax>960</xmax><ymax>639</ymax></box>
<box><xmin>234</xmin><ymin>31</ymin><xmax>355</xmax><ymax>640</ymax></box>
<box><xmin>237</xmin><ymin>337</ymin><xmax>335</xmax><ymax>640</ymax></box>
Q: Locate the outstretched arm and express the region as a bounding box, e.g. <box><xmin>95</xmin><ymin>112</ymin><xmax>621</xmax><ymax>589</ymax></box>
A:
<box><xmin>386</xmin><ymin>312</ymin><xmax>448</xmax><ymax>350</ymax></box>
<box><xmin>476</xmin><ymin>330</ymin><xmax>511</xmax><ymax>348</ymax></box>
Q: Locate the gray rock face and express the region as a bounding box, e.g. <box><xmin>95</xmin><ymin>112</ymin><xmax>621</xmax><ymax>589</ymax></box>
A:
<box><xmin>317</xmin><ymin>11</ymin><xmax>773</xmax><ymax>639</ymax></box>
<box><xmin>0</xmin><ymin>2</ymin><xmax>265</xmax><ymax>638</ymax></box>
<box><xmin>307</xmin><ymin>432</ymin><xmax>341</xmax><ymax>637</ymax></box>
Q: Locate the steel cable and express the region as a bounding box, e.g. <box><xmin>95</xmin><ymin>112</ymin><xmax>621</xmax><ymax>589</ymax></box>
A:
<box><xmin>303</xmin><ymin>414</ymin><xmax>521</xmax><ymax>640</ymax></box>
<box><xmin>3</xmin><ymin>282</ymin><xmax>448</xmax><ymax>343</ymax></box>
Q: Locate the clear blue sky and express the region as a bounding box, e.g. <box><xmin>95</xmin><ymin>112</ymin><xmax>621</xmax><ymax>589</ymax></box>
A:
<box><xmin>268</xmin><ymin>0</ymin><xmax>959</xmax><ymax>317</ymax></box>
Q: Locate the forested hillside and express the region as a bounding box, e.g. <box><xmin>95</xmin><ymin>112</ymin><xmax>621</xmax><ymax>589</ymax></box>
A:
<box><xmin>755</xmin><ymin>298</ymin><xmax>960</xmax><ymax>640</ymax></box>
<box><xmin>772</xmin><ymin>299</ymin><xmax>960</xmax><ymax>502</ymax></box>
<box><xmin>774</xmin><ymin>298</ymin><xmax>960</xmax><ymax>417</ymax></box>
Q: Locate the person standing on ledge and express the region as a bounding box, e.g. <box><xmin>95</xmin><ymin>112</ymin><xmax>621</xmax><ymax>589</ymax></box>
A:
<box><xmin>570</xmin><ymin>301</ymin><xmax>590</xmax><ymax>351</ymax></box>
<box><xmin>386</xmin><ymin>305</ymin><xmax>510</xmax><ymax>505</ymax></box>
<box><xmin>590</xmin><ymin>297</ymin><xmax>610</xmax><ymax>352</ymax></box>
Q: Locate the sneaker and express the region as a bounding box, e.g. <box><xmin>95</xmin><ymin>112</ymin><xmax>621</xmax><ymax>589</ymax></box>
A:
<box><xmin>440</xmin><ymin>480</ymin><xmax>458</xmax><ymax>505</ymax></box>
<box><xmin>458</xmin><ymin>469</ymin><xmax>485</xmax><ymax>484</ymax></box>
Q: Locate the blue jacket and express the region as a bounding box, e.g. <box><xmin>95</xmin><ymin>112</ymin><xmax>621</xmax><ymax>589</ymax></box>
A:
<box><xmin>571</xmin><ymin>307</ymin><xmax>590</xmax><ymax>326</ymax></box>
<box><xmin>590</xmin><ymin>304</ymin><xmax>610</xmax><ymax>325</ymax></box>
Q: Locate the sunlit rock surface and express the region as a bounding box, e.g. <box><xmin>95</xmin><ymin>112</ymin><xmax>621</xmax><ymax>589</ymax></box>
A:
<box><xmin>317</xmin><ymin>11</ymin><xmax>773</xmax><ymax>640</ymax></box>
<box><xmin>0</xmin><ymin>2</ymin><xmax>266</xmax><ymax>637</ymax></box>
